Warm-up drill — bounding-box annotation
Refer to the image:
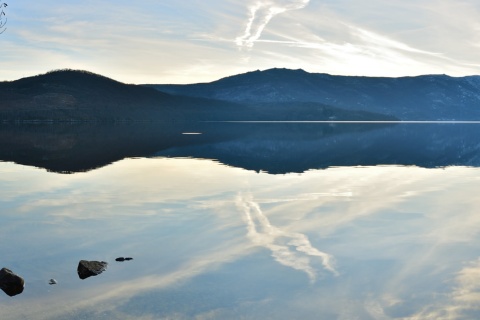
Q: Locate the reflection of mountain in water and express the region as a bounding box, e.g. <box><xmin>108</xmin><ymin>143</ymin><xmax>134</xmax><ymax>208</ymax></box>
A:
<box><xmin>1</xmin><ymin>122</ymin><xmax>480</xmax><ymax>174</ymax></box>
<box><xmin>157</xmin><ymin>123</ymin><xmax>480</xmax><ymax>173</ymax></box>
<box><xmin>0</xmin><ymin>122</ymin><xmax>219</xmax><ymax>173</ymax></box>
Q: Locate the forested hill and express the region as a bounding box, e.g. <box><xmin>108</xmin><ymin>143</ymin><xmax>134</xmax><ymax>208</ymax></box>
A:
<box><xmin>0</xmin><ymin>69</ymin><xmax>396</xmax><ymax>122</ymax></box>
<box><xmin>0</xmin><ymin>69</ymin><xmax>247</xmax><ymax>121</ymax></box>
<box><xmin>149</xmin><ymin>68</ymin><xmax>480</xmax><ymax>121</ymax></box>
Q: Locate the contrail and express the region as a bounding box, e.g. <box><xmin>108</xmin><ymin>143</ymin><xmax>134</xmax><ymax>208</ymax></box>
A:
<box><xmin>236</xmin><ymin>0</ymin><xmax>311</xmax><ymax>49</ymax></box>
<box><xmin>236</xmin><ymin>193</ymin><xmax>337</xmax><ymax>282</ymax></box>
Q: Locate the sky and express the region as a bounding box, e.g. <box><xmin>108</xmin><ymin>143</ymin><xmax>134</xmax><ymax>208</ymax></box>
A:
<box><xmin>1</xmin><ymin>0</ymin><xmax>480</xmax><ymax>84</ymax></box>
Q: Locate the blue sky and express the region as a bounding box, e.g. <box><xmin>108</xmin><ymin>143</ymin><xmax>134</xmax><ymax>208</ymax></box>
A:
<box><xmin>1</xmin><ymin>0</ymin><xmax>480</xmax><ymax>83</ymax></box>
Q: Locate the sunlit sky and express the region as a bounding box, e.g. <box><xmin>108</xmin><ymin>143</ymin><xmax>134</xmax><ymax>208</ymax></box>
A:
<box><xmin>1</xmin><ymin>0</ymin><xmax>480</xmax><ymax>84</ymax></box>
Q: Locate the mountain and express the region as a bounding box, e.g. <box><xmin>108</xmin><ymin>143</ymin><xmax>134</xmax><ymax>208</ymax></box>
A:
<box><xmin>0</xmin><ymin>69</ymin><xmax>395</xmax><ymax>122</ymax></box>
<box><xmin>148</xmin><ymin>68</ymin><xmax>480</xmax><ymax>120</ymax></box>
<box><xmin>0</xmin><ymin>69</ymin><xmax>254</xmax><ymax>122</ymax></box>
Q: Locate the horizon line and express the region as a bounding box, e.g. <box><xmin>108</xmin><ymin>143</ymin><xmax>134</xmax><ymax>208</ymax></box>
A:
<box><xmin>215</xmin><ymin>121</ymin><xmax>480</xmax><ymax>124</ymax></box>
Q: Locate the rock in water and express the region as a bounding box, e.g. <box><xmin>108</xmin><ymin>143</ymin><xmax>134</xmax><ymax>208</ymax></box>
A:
<box><xmin>0</xmin><ymin>268</ymin><xmax>25</xmax><ymax>297</ymax></box>
<box><xmin>77</xmin><ymin>260</ymin><xmax>108</xmax><ymax>280</ymax></box>
<box><xmin>116</xmin><ymin>257</ymin><xmax>133</xmax><ymax>262</ymax></box>
<box><xmin>49</xmin><ymin>279</ymin><xmax>57</xmax><ymax>285</ymax></box>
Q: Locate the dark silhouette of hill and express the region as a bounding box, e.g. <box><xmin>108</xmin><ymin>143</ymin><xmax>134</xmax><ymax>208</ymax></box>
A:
<box><xmin>0</xmin><ymin>69</ymin><xmax>250</xmax><ymax>122</ymax></box>
<box><xmin>0</xmin><ymin>69</ymin><xmax>396</xmax><ymax>122</ymax></box>
<box><xmin>2</xmin><ymin>69</ymin><xmax>479</xmax><ymax>174</ymax></box>
<box><xmin>1</xmin><ymin>69</ymin><xmax>171</xmax><ymax>121</ymax></box>
<box><xmin>149</xmin><ymin>68</ymin><xmax>480</xmax><ymax>120</ymax></box>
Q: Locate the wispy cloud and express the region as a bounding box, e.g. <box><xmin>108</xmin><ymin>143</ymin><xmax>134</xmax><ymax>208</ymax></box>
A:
<box><xmin>235</xmin><ymin>0</ymin><xmax>310</xmax><ymax>49</ymax></box>
<box><xmin>236</xmin><ymin>193</ymin><xmax>337</xmax><ymax>282</ymax></box>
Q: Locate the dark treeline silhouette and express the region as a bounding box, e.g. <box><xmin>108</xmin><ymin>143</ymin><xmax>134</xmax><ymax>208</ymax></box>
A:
<box><xmin>0</xmin><ymin>69</ymin><xmax>396</xmax><ymax>122</ymax></box>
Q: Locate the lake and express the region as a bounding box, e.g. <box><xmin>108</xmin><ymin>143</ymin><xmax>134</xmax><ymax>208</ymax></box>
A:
<box><xmin>1</xmin><ymin>123</ymin><xmax>480</xmax><ymax>319</ymax></box>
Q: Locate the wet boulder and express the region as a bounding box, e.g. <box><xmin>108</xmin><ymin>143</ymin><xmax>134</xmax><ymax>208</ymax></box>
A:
<box><xmin>77</xmin><ymin>260</ymin><xmax>108</xmax><ymax>280</ymax></box>
<box><xmin>0</xmin><ymin>268</ymin><xmax>25</xmax><ymax>297</ymax></box>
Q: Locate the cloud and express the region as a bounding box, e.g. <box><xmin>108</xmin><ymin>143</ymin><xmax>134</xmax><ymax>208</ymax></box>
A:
<box><xmin>236</xmin><ymin>192</ymin><xmax>337</xmax><ymax>282</ymax></box>
<box><xmin>235</xmin><ymin>0</ymin><xmax>310</xmax><ymax>49</ymax></box>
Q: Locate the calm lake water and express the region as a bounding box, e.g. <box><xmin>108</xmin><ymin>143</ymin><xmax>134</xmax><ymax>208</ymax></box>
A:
<box><xmin>1</xmin><ymin>123</ymin><xmax>480</xmax><ymax>319</ymax></box>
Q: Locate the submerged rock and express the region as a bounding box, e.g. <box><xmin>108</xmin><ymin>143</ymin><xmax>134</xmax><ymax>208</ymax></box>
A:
<box><xmin>0</xmin><ymin>268</ymin><xmax>25</xmax><ymax>297</ymax></box>
<box><xmin>77</xmin><ymin>260</ymin><xmax>108</xmax><ymax>280</ymax></box>
<box><xmin>49</xmin><ymin>279</ymin><xmax>57</xmax><ymax>285</ymax></box>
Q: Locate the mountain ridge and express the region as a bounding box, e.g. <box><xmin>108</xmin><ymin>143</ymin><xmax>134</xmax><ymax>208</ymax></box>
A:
<box><xmin>148</xmin><ymin>68</ymin><xmax>480</xmax><ymax>120</ymax></box>
<box><xmin>0</xmin><ymin>69</ymin><xmax>396</xmax><ymax>122</ymax></box>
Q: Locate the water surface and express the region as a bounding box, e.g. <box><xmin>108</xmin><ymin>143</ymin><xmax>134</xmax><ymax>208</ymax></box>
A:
<box><xmin>1</xmin><ymin>123</ymin><xmax>480</xmax><ymax>319</ymax></box>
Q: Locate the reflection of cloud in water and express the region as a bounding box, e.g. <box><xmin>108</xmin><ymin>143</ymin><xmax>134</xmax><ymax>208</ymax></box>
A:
<box><xmin>408</xmin><ymin>258</ymin><xmax>480</xmax><ymax>320</ymax></box>
<box><xmin>5</xmin><ymin>160</ymin><xmax>480</xmax><ymax>318</ymax></box>
<box><xmin>237</xmin><ymin>193</ymin><xmax>337</xmax><ymax>282</ymax></box>
<box><xmin>256</xmin><ymin>192</ymin><xmax>354</xmax><ymax>205</ymax></box>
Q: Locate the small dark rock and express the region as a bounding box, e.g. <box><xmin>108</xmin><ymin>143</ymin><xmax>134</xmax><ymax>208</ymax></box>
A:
<box><xmin>77</xmin><ymin>260</ymin><xmax>108</xmax><ymax>280</ymax></box>
<box><xmin>0</xmin><ymin>268</ymin><xmax>25</xmax><ymax>297</ymax></box>
<box><xmin>116</xmin><ymin>257</ymin><xmax>133</xmax><ymax>262</ymax></box>
<box><xmin>49</xmin><ymin>279</ymin><xmax>57</xmax><ymax>285</ymax></box>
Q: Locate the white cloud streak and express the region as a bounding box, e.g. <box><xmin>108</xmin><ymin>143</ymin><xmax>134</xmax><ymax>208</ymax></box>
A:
<box><xmin>236</xmin><ymin>0</ymin><xmax>310</xmax><ymax>48</ymax></box>
<box><xmin>236</xmin><ymin>192</ymin><xmax>337</xmax><ymax>282</ymax></box>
